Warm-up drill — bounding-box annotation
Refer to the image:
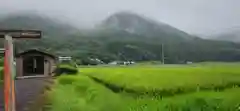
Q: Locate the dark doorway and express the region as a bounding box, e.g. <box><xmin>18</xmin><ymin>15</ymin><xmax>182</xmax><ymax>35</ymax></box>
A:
<box><xmin>23</xmin><ymin>56</ymin><xmax>44</xmax><ymax>76</ymax></box>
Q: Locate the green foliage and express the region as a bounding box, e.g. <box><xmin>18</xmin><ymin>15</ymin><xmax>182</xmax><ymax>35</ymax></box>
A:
<box><xmin>50</xmin><ymin>76</ymin><xmax>240</xmax><ymax>111</ymax></box>
<box><xmin>49</xmin><ymin>64</ymin><xmax>240</xmax><ymax>111</ymax></box>
<box><xmin>11</xmin><ymin>34</ymin><xmax>240</xmax><ymax>64</ymax></box>
<box><xmin>136</xmin><ymin>61</ymin><xmax>162</xmax><ymax>65</ymax></box>
<box><xmin>50</xmin><ymin>75</ymin><xmax>131</xmax><ymax>111</ymax></box>
<box><xmin>0</xmin><ymin>58</ymin><xmax>3</xmax><ymax>66</ymax></box>
<box><xmin>57</xmin><ymin>75</ymin><xmax>82</xmax><ymax>85</ymax></box>
<box><xmin>1</xmin><ymin>13</ymin><xmax>240</xmax><ymax>64</ymax></box>
<box><xmin>55</xmin><ymin>64</ymin><xmax>78</xmax><ymax>76</ymax></box>
<box><xmin>74</xmin><ymin>59</ymin><xmax>82</xmax><ymax>65</ymax></box>
<box><xmin>81</xmin><ymin>58</ymin><xmax>100</xmax><ymax>65</ymax></box>
<box><xmin>0</xmin><ymin>68</ymin><xmax>3</xmax><ymax>80</ymax></box>
<box><xmin>82</xmin><ymin>64</ymin><xmax>240</xmax><ymax>96</ymax></box>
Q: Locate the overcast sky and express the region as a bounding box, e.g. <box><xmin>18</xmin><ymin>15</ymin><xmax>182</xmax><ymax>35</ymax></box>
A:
<box><xmin>0</xmin><ymin>0</ymin><xmax>240</xmax><ymax>36</ymax></box>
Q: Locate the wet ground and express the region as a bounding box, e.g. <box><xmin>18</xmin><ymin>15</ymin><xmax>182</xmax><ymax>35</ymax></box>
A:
<box><xmin>0</xmin><ymin>77</ymin><xmax>51</xmax><ymax>111</ymax></box>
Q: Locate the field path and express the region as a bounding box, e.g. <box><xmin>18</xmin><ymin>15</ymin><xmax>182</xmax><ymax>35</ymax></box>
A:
<box><xmin>0</xmin><ymin>77</ymin><xmax>52</xmax><ymax>111</ymax></box>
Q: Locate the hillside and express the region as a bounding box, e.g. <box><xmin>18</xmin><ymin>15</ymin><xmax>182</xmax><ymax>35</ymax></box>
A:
<box><xmin>98</xmin><ymin>12</ymin><xmax>194</xmax><ymax>40</ymax></box>
<box><xmin>0</xmin><ymin>13</ymin><xmax>79</xmax><ymax>37</ymax></box>
<box><xmin>1</xmin><ymin>12</ymin><xmax>240</xmax><ymax>63</ymax></box>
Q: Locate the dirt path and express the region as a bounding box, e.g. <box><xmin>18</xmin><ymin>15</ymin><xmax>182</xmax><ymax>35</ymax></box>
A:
<box><xmin>0</xmin><ymin>77</ymin><xmax>52</xmax><ymax>111</ymax></box>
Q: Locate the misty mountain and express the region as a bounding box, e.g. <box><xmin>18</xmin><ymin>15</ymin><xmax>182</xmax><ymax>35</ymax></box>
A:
<box><xmin>98</xmin><ymin>12</ymin><xmax>193</xmax><ymax>40</ymax></box>
<box><xmin>1</xmin><ymin>11</ymin><xmax>240</xmax><ymax>63</ymax></box>
<box><xmin>211</xmin><ymin>29</ymin><xmax>240</xmax><ymax>43</ymax></box>
<box><xmin>0</xmin><ymin>13</ymin><xmax>79</xmax><ymax>37</ymax></box>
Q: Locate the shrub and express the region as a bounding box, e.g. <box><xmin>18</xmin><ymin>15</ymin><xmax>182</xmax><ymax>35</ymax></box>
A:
<box><xmin>0</xmin><ymin>58</ymin><xmax>3</xmax><ymax>66</ymax></box>
<box><xmin>55</xmin><ymin>64</ymin><xmax>78</xmax><ymax>76</ymax></box>
<box><xmin>75</xmin><ymin>59</ymin><xmax>82</xmax><ymax>66</ymax></box>
<box><xmin>0</xmin><ymin>69</ymin><xmax>3</xmax><ymax>80</ymax></box>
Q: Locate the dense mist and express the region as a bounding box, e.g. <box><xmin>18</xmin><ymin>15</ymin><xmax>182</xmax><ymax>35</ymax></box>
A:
<box><xmin>1</xmin><ymin>0</ymin><xmax>240</xmax><ymax>36</ymax></box>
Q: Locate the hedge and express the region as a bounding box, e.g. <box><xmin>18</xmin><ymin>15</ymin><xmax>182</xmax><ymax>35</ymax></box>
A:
<box><xmin>0</xmin><ymin>69</ymin><xmax>3</xmax><ymax>81</ymax></box>
<box><xmin>54</xmin><ymin>64</ymin><xmax>78</xmax><ymax>77</ymax></box>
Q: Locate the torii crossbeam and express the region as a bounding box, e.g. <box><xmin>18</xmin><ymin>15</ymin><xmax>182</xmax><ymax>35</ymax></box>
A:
<box><xmin>0</xmin><ymin>29</ymin><xmax>41</xmax><ymax>111</ymax></box>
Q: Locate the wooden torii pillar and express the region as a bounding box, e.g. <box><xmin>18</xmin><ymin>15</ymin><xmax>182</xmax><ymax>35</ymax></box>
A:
<box><xmin>0</xmin><ymin>29</ymin><xmax>41</xmax><ymax>111</ymax></box>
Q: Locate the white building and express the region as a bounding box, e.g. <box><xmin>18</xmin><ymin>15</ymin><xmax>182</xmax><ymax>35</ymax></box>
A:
<box><xmin>58</xmin><ymin>56</ymin><xmax>72</xmax><ymax>62</ymax></box>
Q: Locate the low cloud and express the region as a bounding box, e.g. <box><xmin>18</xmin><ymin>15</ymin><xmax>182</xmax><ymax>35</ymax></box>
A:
<box><xmin>0</xmin><ymin>0</ymin><xmax>239</xmax><ymax>36</ymax></box>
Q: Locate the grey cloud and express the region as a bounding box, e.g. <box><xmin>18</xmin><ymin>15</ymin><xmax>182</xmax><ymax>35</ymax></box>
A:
<box><xmin>0</xmin><ymin>0</ymin><xmax>240</xmax><ymax>36</ymax></box>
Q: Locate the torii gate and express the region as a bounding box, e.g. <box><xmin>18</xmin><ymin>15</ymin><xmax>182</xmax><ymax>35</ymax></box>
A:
<box><xmin>0</xmin><ymin>29</ymin><xmax>41</xmax><ymax>111</ymax></box>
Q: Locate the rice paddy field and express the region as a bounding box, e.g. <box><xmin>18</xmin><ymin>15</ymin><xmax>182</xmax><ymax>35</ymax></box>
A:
<box><xmin>49</xmin><ymin>63</ymin><xmax>240</xmax><ymax>111</ymax></box>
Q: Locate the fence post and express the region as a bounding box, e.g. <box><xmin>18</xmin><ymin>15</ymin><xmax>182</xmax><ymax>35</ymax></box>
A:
<box><xmin>0</xmin><ymin>29</ymin><xmax>42</xmax><ymax>111</ymax></box>
<box><xmin>4</xmin><ymin>35</ymin><xmax>16</xmax><ymax>111</ymax></box>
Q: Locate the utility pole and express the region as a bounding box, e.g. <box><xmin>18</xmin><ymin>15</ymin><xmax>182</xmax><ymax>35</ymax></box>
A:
<box><xmin>161</xmin><ymin>44</ymin><xmax>165</xmax><ymax>64</ymax></box>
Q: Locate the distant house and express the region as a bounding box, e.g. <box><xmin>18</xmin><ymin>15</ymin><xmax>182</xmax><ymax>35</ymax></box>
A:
<box><xmin>15</xmin><ymin>49</ymin><xmax>57</xmax><ymax>78</ymax></box>
<box><xmin>124</xmin><ymin>61</ymin><xmax>130</xmax><ymax>65</ymax></box>
<box><xmin>58</xmin><ymin>56</ymin><xmax>72</xmax><ymax>62</ymax></box>
<box><xmin>90</xmin><ymin>58</ymin><xmax>104</xmax><ymax>64</ymax></box>
<box><xmin>108</xmin><ymin>61</ymin><xmax>135</xmax><ymax>65</ymax></box>
<box><xmin>109</xmin><ymin>61</ymin><xmax>118</xmax><ymax>65</ymax></box>
<box><xmin>186</xmin><ymin>61</ymin><xmax>193</xmax><ymax>64</ymax></box>
<box><xmin>124</xmin><ymin>61</ymin><xmax>135</xmax><ymax>65</ymax></box>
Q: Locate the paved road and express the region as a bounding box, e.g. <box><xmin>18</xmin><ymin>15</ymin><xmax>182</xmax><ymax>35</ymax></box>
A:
<box><xmin>0</xmin><ymin>77</ymin><xmax>51</xmax><ymax>111</ymax></box>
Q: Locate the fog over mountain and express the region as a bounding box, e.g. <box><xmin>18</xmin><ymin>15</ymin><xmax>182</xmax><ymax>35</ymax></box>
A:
<box><xmin>209</xmin><ymin>27</ymin><xmax>240</xmax><ymax>42</ymax></box>
<box><xmin>1</xmin><ymin>7</ymin><xmax>240</xmax><ymax>63</ymax></box>
<box><xmin>1</xmin><ymin>0</ymin><xmax>240</xmax><ymax>36</ymax></box>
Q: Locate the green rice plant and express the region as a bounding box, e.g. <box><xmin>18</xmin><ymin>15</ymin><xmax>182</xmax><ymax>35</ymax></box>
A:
<box><xmin>50</xmin><ymin>75</ymin><xmax>240</xmax><ymax>111</ymax></box>
<box><xmin>50</xmin><ymin>75</ymin><xmax>129</xmax><ymax>111</ymax></box>
<box><xmin>50</xmin><ymin>63</ymin><xmax>240</xmax><ymax>111</ymax></box>
<box><xmin>81</xmin><ymin>64</ymin><xmax>240</xmax><ymax>96</ymax></box>
<box><xmin>57</xmin><ymin>75</ymin><xmax>81</xmax><ymax>85</ymax></box>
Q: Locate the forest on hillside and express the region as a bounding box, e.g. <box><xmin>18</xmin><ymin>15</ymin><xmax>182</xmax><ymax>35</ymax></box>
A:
<box><xmin>1</xmin><ymin>12</ymin><xmax>240</xmax><ymax>64</ymax></box>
